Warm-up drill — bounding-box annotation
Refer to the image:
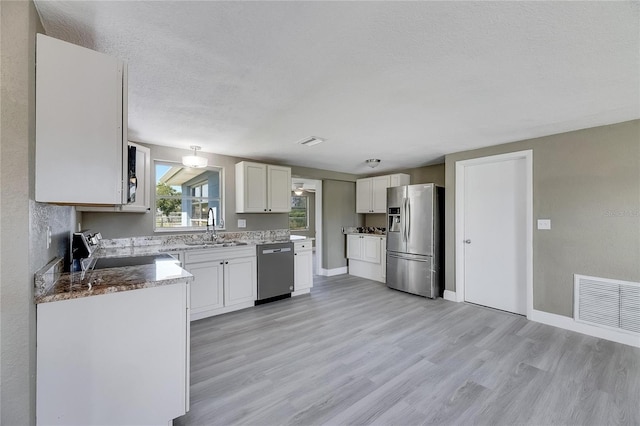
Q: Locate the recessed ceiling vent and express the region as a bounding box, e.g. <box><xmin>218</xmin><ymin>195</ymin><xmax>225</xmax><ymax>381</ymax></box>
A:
<box><xmin>574</xmin><ymin>274</ymin><xmax>639</xmax><ymax>335</ymax></box>
<box><xmin>297</xmin><ymin>136</ymin><xmax>324</xmax><ymax>147</ymax></box>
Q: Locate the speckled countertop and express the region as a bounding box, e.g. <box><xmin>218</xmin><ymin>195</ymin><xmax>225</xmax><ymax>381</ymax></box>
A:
<box><xmin>34</xmin><ymin>261</ymin><xmax>193</xmax><ymax>304</ymax></box>
<box><xmin>34</xmin><ymin>229</ymin><xmax>292</xmax><ymax>304</ymax></box>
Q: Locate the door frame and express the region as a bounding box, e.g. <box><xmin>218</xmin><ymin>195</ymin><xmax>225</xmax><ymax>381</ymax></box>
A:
<box><xmin>291</xmin><ymin>177</ymin><xmax>323</xmax><ymax>276</ymax></box>
<box><xmin>454</xmin><ymin>150</ymin><xmax>533</xmax><ymax>318</ymax></box>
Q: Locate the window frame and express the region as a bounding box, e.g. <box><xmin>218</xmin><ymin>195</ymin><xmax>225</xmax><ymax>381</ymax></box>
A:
<box><xmin>289</xmin><ymin>195</ymin><xmax>309</xmax><ymax>231</ymax></box>
<box><xmin>153</xmin><ymin>160</ymin><xmax>225</xmax><ymax>232</ymax></box>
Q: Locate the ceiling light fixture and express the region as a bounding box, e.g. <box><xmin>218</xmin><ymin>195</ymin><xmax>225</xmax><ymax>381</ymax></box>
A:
<box><xmin>297</xmin><ymin>136</ymin><xmax>325</xmax><ymax>147</ymax></box>
<box><xmin>182</xmin><ymin>146</ymin><xmax>208</xmax><ymax>168</ymax></box>
<box><xmin>293</xmin><ymin>183</ymin><xmax>304</xmax><ymax>196</ymax></box>
<box><xmin>366</xmin><ymin>159</ymin><xmax>381</xmax><ymax>168</ymax></box>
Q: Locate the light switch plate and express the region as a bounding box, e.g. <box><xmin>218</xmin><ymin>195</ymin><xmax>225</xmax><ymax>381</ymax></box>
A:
<box><xmin>237</xmin><ymin>219</ymin><xmax>246</xmax><ymax>228</ymax></box>
<box><xmin>537</xmin><ymin>219</ymin><xmax>551</xmax><ymax>230</ymax></box>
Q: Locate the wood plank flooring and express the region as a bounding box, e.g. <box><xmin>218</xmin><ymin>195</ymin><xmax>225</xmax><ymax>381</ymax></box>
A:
<box><xmin>176</xmin><ymin>274</ymin><xmax>640</xmax><ymax>425</ymax></box>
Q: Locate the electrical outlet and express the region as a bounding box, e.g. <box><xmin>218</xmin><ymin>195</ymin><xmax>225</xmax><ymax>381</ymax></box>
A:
<box><xmin>537</xmin><ymin>219</ymin><xmax>551</xmax><ymax>230</ymax></box>
<box><xmin>238</xmin><ymin>219</ymin><xmax>247</xmax><ymax>228</ymax></box>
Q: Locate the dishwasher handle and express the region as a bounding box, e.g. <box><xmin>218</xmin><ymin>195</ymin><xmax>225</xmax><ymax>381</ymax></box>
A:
<box><xmin>262</xmin><ymin>247</ymin><xmax>292</xmax><ymax>254</ymax></box>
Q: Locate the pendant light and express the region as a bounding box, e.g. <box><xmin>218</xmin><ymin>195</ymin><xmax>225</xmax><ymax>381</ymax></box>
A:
<box><xmin>182</xmin><ymin>146</ymin><xmax>208</xmax><ymax>168</ymax></box>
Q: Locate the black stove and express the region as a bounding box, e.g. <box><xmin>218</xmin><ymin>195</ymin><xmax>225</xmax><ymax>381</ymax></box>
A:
<box><xmin>92</xmin><ymin>254</ymin><xmax>179</xmax><ymax>270</ymax></box>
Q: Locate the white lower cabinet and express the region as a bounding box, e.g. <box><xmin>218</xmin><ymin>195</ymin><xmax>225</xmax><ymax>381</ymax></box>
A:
<box><xmin>36</xmin><ymin>283</ymin><xmax>190</xmax><ymax>425</ymax></box>
<box><xmin>184</xmin><ymin>246</ymin><xmax>257</xmax><ymax>320</ymax></box>
<box><xmin>293</xmin><ymin>241</ymin><xmax>313</xmax><ymax>295</ymax></box>
<box><xmin>347</xmin><ymin>234</ymin><xmax>387</xmax><ymax>283</ymax></box>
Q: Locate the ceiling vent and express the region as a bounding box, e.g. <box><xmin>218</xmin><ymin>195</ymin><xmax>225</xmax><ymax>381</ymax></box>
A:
<box><xmin>297</xmin><ymin>136</ymin><xmax>324</xmax><ymax>147</ymax></box>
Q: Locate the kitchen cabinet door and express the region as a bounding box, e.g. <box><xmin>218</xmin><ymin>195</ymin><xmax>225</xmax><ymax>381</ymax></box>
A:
<box><xmin>294</xmin><ymin>242</ymin><xmax>313</xmax><ymax>291</ymax></box>
<box><xmin>347</xmin><ymin>235</ymin><xmax>363</xmax><ymax>260</ymax></box>
<box><xmin>121</xmin><ymin>143</ymin><xmax>151</xmax><ymax>212</ymax></box>
<box><xmin>188</xmin><ymin>262</ymin><xmax>224</xmax><ymax>314</ymax></box>
<box><xmin>224</xmin><ymin>256</ymin><xmax>257</xmax><ymax>306</ymax></box>
<box><xmin>356</xmin><ymin>178</ymin><xmax>373</xmax><ymax>213</ymax></box>
<box><xmin>389</xmin><ymin>173</ymin><xmax>410</xmax><ymax>188</ymax></box>
<box><xmin>363</xmin><ymin>236</ymin><xmax>382</xmax><ymax>264</ymax></box>
<box><xmin>267</xmin><ymin>165</ymin><xmax>292</xmax><ymax>212</ymax></box>
<box><xmin>371</xmin><ymin>176</ymin><xmax>391</xmax><ymax>213</ymax></box>
<box><xmin>35</xmin><ymin>34</ymin><xmax>127</xmax><ymax>205</ymax></box>
<box><xmin>76</xmin><ymin>142</ymin><xmax>151</xmax><ymax>213</ymax></box>
<box><xmin>37</xmin><ymin>283</ymin><xmax>189</xmax><ymax>425</ymax></box>
<box><xmin>236</xmin><ymin>161</ymin><xmax>267</xmax><ymax>212</ymax></box>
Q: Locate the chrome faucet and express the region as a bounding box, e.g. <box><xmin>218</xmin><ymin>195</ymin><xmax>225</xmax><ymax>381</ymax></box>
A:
<box><xmin>205</xmin><ymin>207</ymin><xmax>217</xmax><ymax>241</ymax></box>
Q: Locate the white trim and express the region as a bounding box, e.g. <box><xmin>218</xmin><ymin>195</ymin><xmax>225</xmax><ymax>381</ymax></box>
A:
<box><xmin>292</xmin><ymin>288</ymin><xmax>311</xmax><ymax>297</ymax></box>
<box><xmin>443</xmin><ymin>290</ymin><xmax>457</xmax><ymax>302</ymax></box>
<box><xmin>190</xmin><ymin>300</ymin><xmax>254</xmax><ymax>321</ymax></box>
<box><xmin>455</xmin><ymin>150</ymin><xmax>534</xmax><ymax>316</ymax></box>
<box><xmin>531</xmin><ymin>309</ymin><xmax>640</xmax><ymax>348</ymax></box>
<box><xmin>314</xmin><ymin>180</ymin><xmax>323</xmax><ymax>277</ymax></box>
<box><xmin>319</xmin><ymin>266</ymin><xmax>348</xmax><ymax>277</ymax></box>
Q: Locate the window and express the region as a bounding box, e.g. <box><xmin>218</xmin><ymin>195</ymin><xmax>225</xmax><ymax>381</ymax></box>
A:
<box><xmin>289</xmin><ymin>196</ymin><xmax>308</xmax><ymax>230</ymax></box>
<box><xmin>155</xmin><ymin>162</ymin><xmax>223</xmax><ymax>231</ymax></box>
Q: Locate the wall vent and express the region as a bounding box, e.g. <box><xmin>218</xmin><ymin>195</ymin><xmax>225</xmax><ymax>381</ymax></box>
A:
<box><xmin>575</xmin><ymin>274</ymin><xmax>640</xmax><ymax>335</ymax></box>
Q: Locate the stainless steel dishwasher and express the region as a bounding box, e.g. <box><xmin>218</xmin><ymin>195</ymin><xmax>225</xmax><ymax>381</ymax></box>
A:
<box><xmin>256</xmin><ymin>242</ymin><xmax>294</xmax><ymax>302</ymax></box>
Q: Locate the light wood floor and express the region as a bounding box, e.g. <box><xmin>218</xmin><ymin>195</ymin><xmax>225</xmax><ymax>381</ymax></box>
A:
<box><xmin>176</xmin><ymin>274</ymin><xmax>640</xmax><ymax>426</ymax></box>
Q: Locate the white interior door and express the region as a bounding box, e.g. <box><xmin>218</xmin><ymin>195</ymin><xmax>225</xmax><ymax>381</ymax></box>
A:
<box><xmin>463</xmin><ymin>157</ymin><xmax>527</xmax><ymax>314</ymax></box>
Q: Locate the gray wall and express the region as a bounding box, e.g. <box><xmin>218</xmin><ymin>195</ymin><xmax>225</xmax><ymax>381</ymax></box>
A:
<box><xmin>1</xmin><ymin>2</ymin><xmax>76</xmax><ymax>423</ymax></box>
<box><xmin>322</xmin><ymin>180</ymin><xmax>362</xmax><ymax>270</ymax></box>
<box><xmin>445</xmin><ymin>120</ymin><xmax>640</xmax><ymax>317</ymax></box>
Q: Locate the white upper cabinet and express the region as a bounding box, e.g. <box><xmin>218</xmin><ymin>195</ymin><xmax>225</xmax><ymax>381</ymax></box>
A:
<box><xmin>35</xmin><ymin>34</ymin><xmax>128</xmax><ymax>205</ymax></box>
<box><xmin>76</xmin><ymin>142</ymin><xmax>150</xmax><ymax>213</ymax></box>
<box><xmin>267</xmin><ymin>165</ymin><xmax>293</xmax><ymax>212</ymax></box>
<box><xmin>235</xmin><ymin>161</ymin><xmax>291</xmax><ymax>213</ymax></box>
<box><xmin>390</xmin><ymin>173</ymin><xmax>410</xmax><ymax>188</ymax></box>
<box><xmin>122</xmin><ymin>143</ymin><xmax>151</xmax><ymax>212</ymax></box>
<box><xmin>356</xmin><ymin>173</ymin><xmax>410</xmax><ymax>213</ymax></box>
<box><xmin>357</xmin><ymin>176</ymin><xmax>390</xmax><ymax>213</ymax></box>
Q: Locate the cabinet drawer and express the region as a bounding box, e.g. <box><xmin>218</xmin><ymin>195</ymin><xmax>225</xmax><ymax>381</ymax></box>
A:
<box><xmin>184</xmin><ymin>246</ymin><xmax>255</xmax><ymax>264</ymax></box>
<box><xmin>294</xmin><ymin>242</ymin><xmax>312</xmax><ymax>252</ymax></box>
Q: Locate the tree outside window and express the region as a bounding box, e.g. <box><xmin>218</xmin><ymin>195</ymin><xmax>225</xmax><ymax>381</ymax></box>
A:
<box><xmin>289</xmin><ymin>196</ymin><xmax>308</xmax><ymax>230</ymax></box>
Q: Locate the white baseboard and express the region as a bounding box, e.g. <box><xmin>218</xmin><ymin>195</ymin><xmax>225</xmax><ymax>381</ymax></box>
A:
<box><xmin>190</xmin><ymin>300</ymin><xmax>255</xmax><ymax>321</ymax></box>
<box><xmin>319</xmin><ymin>266</ymin><xmax>348</xmax><ymax>277</ymax></box>
<box><xmin>443</xmin><ymin>290</ymin><xmax>458</xmax><ymax>302</ymax></box>
<box><xmin>530</xmin><ymin>309</ymin><xmax>640</xmax><ymax>348</ymax></box>
<box><xmin>292</xmin><ymin>288</ymin><xmax>311</xmax><ymax>297</ymax></box>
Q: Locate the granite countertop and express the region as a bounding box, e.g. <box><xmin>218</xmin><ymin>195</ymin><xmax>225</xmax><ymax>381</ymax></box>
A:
<box><xmin>34</xmin><ymin>229</ymin><xmax>292</xmax><ymax>304</ymax></box>
<box><xmin>34</xmin><ymin>259</ymin><xmax>193</xmax><ymax>304</ymax></box>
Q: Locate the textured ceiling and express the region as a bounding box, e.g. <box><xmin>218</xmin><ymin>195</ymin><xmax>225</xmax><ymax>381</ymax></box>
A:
<box><xmin>34</xmin><ymin>1</ymin><xmax>639</xmax><ymax>174</ymax></box>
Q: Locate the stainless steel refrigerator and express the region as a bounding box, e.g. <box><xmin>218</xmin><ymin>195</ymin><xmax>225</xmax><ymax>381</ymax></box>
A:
<box><xmin>386</xmin><ymin>184</ymin><xmax>444</xmax><ymax>298</ymax></box>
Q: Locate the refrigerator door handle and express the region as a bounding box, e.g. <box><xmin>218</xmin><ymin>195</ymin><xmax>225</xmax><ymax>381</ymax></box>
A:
<box><xmin>403</xmin><ymin>197</ymin><xmax>408</xmax><ymax>242</ymax></box>
<box><xmin>406</xmin><ymin>198</ymin><xmax>411</xmax><ymax>240</ymax></box>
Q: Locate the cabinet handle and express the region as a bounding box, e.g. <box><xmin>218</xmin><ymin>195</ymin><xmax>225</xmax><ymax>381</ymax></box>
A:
<box><xmin>268</xmin><ymin>209</ymin><xmax>272</xmax><ymax>211</ymax></box>
<box><xmin>294</xmin><ymin>253</ymin><xmax>297</xmax><ymax>256</ymax></box>
<box><xmin>225</xmin><ymin>261</ymin><xmax>229</xmax><ymax>264</ymax></box>
<box><xmin>219</xmin><ymin>262</ymin><xmax>223</xmax><ymax>265</ymax></box>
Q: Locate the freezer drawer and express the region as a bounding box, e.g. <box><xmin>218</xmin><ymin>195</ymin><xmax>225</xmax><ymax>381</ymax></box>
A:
<box><xmin>386</xmin><ymin>252</ymin><xmax>438</xmax><ymax>298</ymax></box>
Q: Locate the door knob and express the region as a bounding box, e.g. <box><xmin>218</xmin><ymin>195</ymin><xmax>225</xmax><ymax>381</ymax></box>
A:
<box><xmin>464</xmin><ymin>239</ymin><xmax>471</xmax><ymax>244</ymax></box>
